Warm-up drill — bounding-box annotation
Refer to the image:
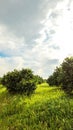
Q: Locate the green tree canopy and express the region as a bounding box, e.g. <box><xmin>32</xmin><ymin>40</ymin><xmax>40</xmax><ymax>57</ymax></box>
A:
<box><xmin>47</xmin><ymin>56</ymin><xmax>73</xmax><ymax>95</ymax></box>
<box><xmin>61</xmin><ymin>57</ymin><xmax>73</xmax><ymax>94</ymax></box>
<box><xmin>1</xmin><ymin>68</ymin><xmax>36</xmax><ymax>95</ymax></box>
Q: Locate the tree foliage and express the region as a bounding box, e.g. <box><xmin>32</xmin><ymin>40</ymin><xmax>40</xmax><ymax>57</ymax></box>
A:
<box><xmin>47</xmin><ymin>67</ymin><xmax>62</xmax><ymax>86</ymax></box>
<box><xmin>33</xmin><ymin>75</ymin><xmax>44</xmax><ymax>84</ymax></box>
<box><xmin>47</xmin><ymin>56</ymin><xmax>73</xmax><ymax>94</ymax></box>
<box><xmin>61</xmin><ymin>57</ymin><xmax>73</xmax><ymax>94</ymax></box>
<box><xmin>1</xmin><ymin>68</ymin><xmax>36</xmax><ymax>95</ymax></box>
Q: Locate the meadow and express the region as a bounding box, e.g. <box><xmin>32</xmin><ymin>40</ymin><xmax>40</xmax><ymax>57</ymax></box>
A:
<box><xmin>0</xmin><ymin>83</ymin><xmax>73</xmax><ymax>130</ymax></box>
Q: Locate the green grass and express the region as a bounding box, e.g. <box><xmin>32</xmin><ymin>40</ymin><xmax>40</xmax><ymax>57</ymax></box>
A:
<box><xmin>0</xmin><ymin>83</ymin><xmax>73</xmax><ymax>130</ymax></box>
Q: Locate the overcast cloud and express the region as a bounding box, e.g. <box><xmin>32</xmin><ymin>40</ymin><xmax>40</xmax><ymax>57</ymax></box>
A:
<box><xmin>0</xmin><ymin>0</ymin><xmax>73</xmax><ymax>78</ymax></box>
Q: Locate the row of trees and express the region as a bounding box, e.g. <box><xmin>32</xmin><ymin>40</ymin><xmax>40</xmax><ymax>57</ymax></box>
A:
<box><xmin>47</xmin><ymin>57</ymin><xmax>73</xmax><ymax>95</ymax></box>
<box><xmin>1</xmin><ymin>69</ymin><xmax>44</xmax><ymax>95</ymax></box>
<box><xmin>1</xmin><ymin>56</ymin><xmax>73</xmax><ymax>95</ymax></box>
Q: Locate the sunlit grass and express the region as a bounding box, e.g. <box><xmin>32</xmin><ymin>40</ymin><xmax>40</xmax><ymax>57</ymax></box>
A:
<box><xmin>0</xmin><ymin>83</ymin><xmax>73</xmax><ymax>130</ymax></box>
<box><xmin>0</xmin><ymin>85</ymin><xmax>6</xmax><ymax>94</ymax></box>
<box><xmin>24</xmin><ymin>83</ymin><xmax>64</xmax><ymax>106</ymax></box>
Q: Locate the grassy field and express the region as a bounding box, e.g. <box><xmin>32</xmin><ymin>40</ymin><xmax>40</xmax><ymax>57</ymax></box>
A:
<box><xmin>0</xmin><ymin>83</ymin><xmax>73</xmax><ymax>130</ymax></box>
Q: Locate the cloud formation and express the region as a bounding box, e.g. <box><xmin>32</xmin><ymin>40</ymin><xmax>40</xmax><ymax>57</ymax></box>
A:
<box><xmin>0</xmin><ymin>0</ymin><xmax>73</xmax><ymax>78</ymax></box>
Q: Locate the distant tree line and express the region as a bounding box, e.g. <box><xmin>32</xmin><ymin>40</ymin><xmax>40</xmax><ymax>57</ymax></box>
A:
<box><xmin>47</xmin><ymin>56</ymin><xmax>73</xmax><ymax>95</ymax></box>
<box><xmin>1</xmin><ymin>68</ymin><xmax>44</xmax><ymax>95</ymax></box>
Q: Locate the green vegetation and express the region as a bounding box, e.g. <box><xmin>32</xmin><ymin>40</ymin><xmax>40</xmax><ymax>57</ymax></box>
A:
<box><xmin>33</xmin><ymin>75</ymin><xmax>44</xmax><ymax>85</ymax></box>
<box><xmin>1</xmin><ymin>69</ymin><xmax>36</xmax><ymax>94</ymax></box>
<box><xmin>47</xmin><ymin>56</ymin><xmax>73</xmax><ymax>95</ymax></box>
<box><xmin>61</xmin><ymin>57</ymin><xmax>73</xmax><ymax>94</ymax></box>
<box><xmin>1</xmin><ymin>56</ymin><xmax>73</xmax><ymax>95</ymax></box>
<box><xmin>0</xmin><ymin>83</ymin><xmax>73</xmax><ymax>130</ymax></box>
<box><xmin>0</xmin><ymin>56</ymin><xmax>73</xmax><ymax>129</ymax></box>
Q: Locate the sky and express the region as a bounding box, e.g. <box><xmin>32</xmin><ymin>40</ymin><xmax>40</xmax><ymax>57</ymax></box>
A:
<box><xmin>0</xmin><ymin>0</ymin><xmax>73</xmax><ymax>78</ymax></box>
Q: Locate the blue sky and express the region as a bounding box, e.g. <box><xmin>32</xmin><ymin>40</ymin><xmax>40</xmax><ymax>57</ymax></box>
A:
<box><xmin>0</xmin><ymin>0</ymin><xmax>73</xmax><ymax>78</ymax></box>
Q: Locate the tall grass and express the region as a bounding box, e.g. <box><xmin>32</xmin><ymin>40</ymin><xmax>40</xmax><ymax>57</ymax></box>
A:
<box><xmin>0</xmin><ymin>83</ymin><xmax>73</xmax><ymax>130</ymax></box>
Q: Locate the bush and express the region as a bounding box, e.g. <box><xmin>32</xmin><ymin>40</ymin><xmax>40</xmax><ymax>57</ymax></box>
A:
<box><xmin>61</xmin><ymin>57</ymin><xmax>73</xmax><ymax>94</ymax></box>
<box><xmin>1</xmin><ymin>69</ymin><xmax>36</xmax><ymax>95</ymax></box>
<box><xmin>1</xmin><ymin>70</ymin><xmax>20</xmax><ymax>93</ymax></box>
<box><xmin>33</xmin><ymin>75</ymin><xmax>44</xmax><ymax>85</ymax></box>
<box><xmin>0</xmin><ymin>78</ymin><xmax>2</xmax><ymax>84</ymax></box>
<box><xmin>47</xmin><ymin>56</ymin><xmax>73</xmax><ymax>95</ymax></box>
<box><xmin>47</xmin><ymin>75</ymin><xmax>55</xmax><ymax>86</ymax></box>
<box><xmin>19</xmin><ymin>68</ymin><xmax>33</xmax><ymax>80</ymax></box>
<box><xmin>47</xmin><ymin>67</ymin><xmax>62</xmax><ymax>86</ymax></box>
<box><xmin>17</xmin><ymin>79</ymin><xmax>36</xmax><ymax>95</ymax></box>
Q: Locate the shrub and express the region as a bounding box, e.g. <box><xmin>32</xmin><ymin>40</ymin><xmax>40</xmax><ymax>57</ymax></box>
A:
<box><xmin>47</xmin><ymin>56</ymin><xmax>73</xmax><ymax>95</ymax></box>
<box><xmin>17</xmin><ymin>79</ymin><xmax>36</xmax><ymax>95</ymax></box>
<box><xmin>61</xmin><ymin>57</ymin><xmax>73</xmax><ymax>94</ymax></box>
<box><xmin>19</xmin><ymin>68</ymin><xmax>33</xmax><ymax>80</ymax></box>
<box><xmin>1</xmin><ymin>69</ymin><xmax>36</xmax><ymax>95</ymax></box>
<box><xmin>0</xmin><ymin>77</ymin><xmax>2</xmax><ymax>84</ymax></box>
<box><xmin>47</xmin><ymin>75</ymin><xmax>55</xmax><ymax>86</ymax></box>
<box><xmin>47</xmin><ymin>67</ymin><xmax>62</xmax><ymax>86</ymax></box>
<box><xmin>33</xmin><ymin>75</ymin><xmax>44</xmax><ymax>85</ymax></box>
<box><xmin>1</xmin><ymin>70</ymin><xmax>20</xmax><ymax>93</ymax></box>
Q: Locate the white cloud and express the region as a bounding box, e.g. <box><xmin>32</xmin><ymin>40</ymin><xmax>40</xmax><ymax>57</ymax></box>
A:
<box><xmin>0</xmin><ymin>56</ymin><xmax>25</xmax><ymax>76</ymax></box>
<box><xmin>0</xmin><ymin>25</ymin><xmax>26</xmax><ymax>55</ymax></box>
<box><xmin>0</xmin><ymin>0</ymin><xmax>73</xmax><ymax>78</ymax></box>
<box><xmin>52</xmin><ymin>0</ymin><xmax>73</xmax><ymax>61</ymax></box>
<box><xmin>35</xmin><ymin>0</ymin><xmax>73</xmax><ymax>61</ymax></box>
